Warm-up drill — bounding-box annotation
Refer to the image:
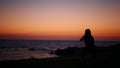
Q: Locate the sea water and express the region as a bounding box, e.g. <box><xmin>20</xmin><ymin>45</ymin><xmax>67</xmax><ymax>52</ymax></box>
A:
<box><xmin>0</xmin><ymin>40</ymin><xmax>119</xmax><ymax>61</ymax></box>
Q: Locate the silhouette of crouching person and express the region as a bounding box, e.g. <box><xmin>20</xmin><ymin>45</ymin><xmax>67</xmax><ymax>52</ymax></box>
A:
<box><xmin>80</xmin><ymin>29</ymin><xmax>96</xmax><ymax>59</ymax></box>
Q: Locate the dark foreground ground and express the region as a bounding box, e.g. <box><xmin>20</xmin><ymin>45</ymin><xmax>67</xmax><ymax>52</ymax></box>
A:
<box><xmin>0</xmin><ymin>44</ymin><xmax>120</xmax><ymax>68</ymax></box>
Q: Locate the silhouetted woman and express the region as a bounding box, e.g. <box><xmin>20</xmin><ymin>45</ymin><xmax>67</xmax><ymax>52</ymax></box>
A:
<box><xmin>80</xmin><ymin>29</ymin><xmax>96</xmax><ymax>59</ymax></box>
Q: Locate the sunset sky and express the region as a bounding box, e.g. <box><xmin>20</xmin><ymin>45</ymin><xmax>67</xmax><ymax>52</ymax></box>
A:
<box><xmin>0</xmin><ymin>0</ymin><xmax>120</xmax><ymax>41</ymax></box>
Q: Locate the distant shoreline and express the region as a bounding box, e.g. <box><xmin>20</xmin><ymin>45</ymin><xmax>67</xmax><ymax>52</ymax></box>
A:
<box><xmin>0</xmin><ymin>39</ymin><xmax>120</xmax><ymax>41</ymax></box>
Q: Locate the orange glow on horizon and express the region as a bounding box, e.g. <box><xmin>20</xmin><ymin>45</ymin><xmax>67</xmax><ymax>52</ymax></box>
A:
<box><xmin>0</xmin><ymin>1</ymin><xmax>120</xmax><ymax>41</ymax></box>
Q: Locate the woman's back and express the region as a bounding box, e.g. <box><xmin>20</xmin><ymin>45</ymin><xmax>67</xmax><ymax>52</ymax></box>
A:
<box><xmin>84</xmin><ymin>35</ymin><xmax>95</xmax><ymax>48</ymax></box>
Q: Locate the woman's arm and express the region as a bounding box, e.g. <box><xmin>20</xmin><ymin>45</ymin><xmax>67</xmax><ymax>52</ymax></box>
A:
<box><xmin>80</xmin><ymin>36</ymin><xmax>84</xmax><ymax>42</ymax></box>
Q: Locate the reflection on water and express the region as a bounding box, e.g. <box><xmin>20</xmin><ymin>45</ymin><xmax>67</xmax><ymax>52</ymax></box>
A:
<box><xmin>0</xmin><ymin>48</ymin><xmax>57</xmax><ymax>61</ymax></box>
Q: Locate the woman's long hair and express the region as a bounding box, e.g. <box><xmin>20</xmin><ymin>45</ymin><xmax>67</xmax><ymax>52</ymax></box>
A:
<box><xmin>85</xmin><ymin>29</ymin><xmax>91</xmax><ymax>36</ymax></box>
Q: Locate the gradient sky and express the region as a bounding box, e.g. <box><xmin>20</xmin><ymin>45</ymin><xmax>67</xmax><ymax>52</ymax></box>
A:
<box><xmin>0</xmin><ymin>0</ymin><xmax>120</xmax><ymax>40</ymax></box>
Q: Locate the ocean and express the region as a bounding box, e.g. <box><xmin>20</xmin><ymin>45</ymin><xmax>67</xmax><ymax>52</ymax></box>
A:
<box><xmin>0</xmin><ymin>40</ymin><xmax>119</xmax><ymax>61</ymax></box>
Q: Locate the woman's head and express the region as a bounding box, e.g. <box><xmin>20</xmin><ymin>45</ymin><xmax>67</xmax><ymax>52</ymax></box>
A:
<box><xmin>85</xmin><ymin>29</ymin><xmax>91</xmax><ymax>36</ymax></box>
